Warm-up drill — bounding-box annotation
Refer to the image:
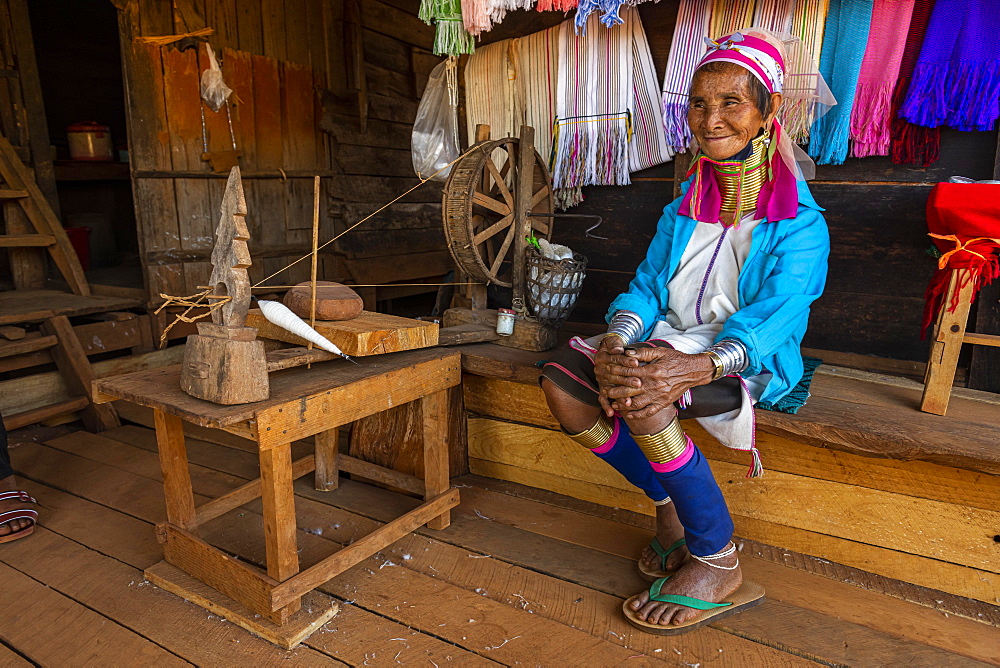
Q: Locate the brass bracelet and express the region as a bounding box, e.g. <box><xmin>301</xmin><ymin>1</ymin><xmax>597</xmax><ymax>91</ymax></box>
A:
<box><xmin>704</xmin><ymin>350</ymin><xmax>725</xmax><ymax>381</ymax></box>
<box><xmin>632</xmin><ymin>417</ymin><xmax>688</xmax><ymax>464</ymax></box>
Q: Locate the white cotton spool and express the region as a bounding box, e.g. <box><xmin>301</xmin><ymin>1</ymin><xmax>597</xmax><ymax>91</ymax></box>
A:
<box><xmin>256</xmin><ymin>299</ymin><xmax>348</xmax><ymax>358</ymax></box>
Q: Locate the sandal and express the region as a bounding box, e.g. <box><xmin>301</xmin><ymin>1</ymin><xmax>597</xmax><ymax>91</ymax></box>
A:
<box><xmin>0</xmin><ymin>491</ymin><xmax>38</xmax><ymax>544</ymax></box>
<box><xmin>622</xmin><ymin>577</ymin><xmax>765</xmax><ymax>635</ymax></box>
<box><xmin>638</xmin><ymin>537</ymin><xmax>686</xmax><ymax>580</ymax></box>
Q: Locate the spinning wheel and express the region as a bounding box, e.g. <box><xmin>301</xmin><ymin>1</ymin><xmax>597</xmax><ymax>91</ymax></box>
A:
<box><xmin>442</xmin><ymin>130</ymin><xmax>553</xmax><ymax>291</ymax></box>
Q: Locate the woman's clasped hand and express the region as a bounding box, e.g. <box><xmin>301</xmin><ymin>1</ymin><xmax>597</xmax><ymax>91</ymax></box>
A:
<box><xmin>594</xmin><ymin>335</ymin><xmax>715</xmax><ymax>419</ymax></box>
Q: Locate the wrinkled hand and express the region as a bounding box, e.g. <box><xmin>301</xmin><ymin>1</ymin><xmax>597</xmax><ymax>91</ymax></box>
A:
<box><xmin>593</xmin><ymin>334</ymin><xmax>636</xmax><ymax>417</ymax></box>
<box><xmin>603</xmin><ymin>347</ymin><xmax>715</xmax><ymax>419</ymax></box>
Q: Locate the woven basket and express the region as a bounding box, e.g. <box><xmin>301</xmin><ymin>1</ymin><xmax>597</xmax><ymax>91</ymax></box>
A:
<box><xmin>525</xmin><ymin>247</ymin><xmax>588</xmax><ymax>327</ymax></box>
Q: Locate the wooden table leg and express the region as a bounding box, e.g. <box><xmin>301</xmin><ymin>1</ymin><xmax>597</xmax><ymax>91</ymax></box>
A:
<box><xmin>922</xmin><ymin>268</ymin><xmax>975</xmax><ymax>416</ymax></box>
<box><xmin>153</xmin><ymin>409</ymin><xmax>197</xmax><ymax>531</ymax></box>
<box><xmin>421</xmin><ymin>389</ymin><xmax>451</xmax><ymax>530</ymax></box>
<box><xmin>314</xmin><ymin>428</ymin><xmax>339</xmax><ymax>491</ymax></box>
<box><xmin>260</xmin><ymin>442</ymin><xmax>301</xmax><ymax>614</ymax></box>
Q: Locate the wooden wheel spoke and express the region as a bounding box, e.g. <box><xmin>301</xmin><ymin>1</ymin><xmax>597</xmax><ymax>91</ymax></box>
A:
<box><xmin>530</xmin><ymin>186</ymin><xmax>550</xmax><ymax>209</ymax></box>
<box><xmin>484</xmin><ymin>157</ymin><xmax>515</xmax><ymax>211</ymax></box>
<box><xmin>472</xmin><ymin>192</ymin><xmax>510</xmax><ymax>216</ymax></box>
<box><xmin>489</xmin><ymin>220</ymin><xmax>518</xmax><ymax>278</ymax></box>
<box><xmin>473</xmin><ymin>214</ymin><xmax>514</xmax><ymax>245</ymax></box>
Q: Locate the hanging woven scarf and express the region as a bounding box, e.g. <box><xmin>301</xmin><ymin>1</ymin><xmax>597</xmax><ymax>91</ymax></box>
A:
<box><xmin>537</xmin><ymin>0</ymin><xmax>577</xmax><ymax>11</ymax></box>
<box><xmin>464</xmin><ymin>39</ymin><xmax>519</xmax><ymax>141</ymax></box>
<box><xmin>752</xmin><ymin>0</ymin><xmax>797</xmax><ymax>33</ymax></box>
<box><xmin>661</xmin><ymin>0</ymin><xmax>713</xmax><ymax>151</ymax></box>
<box><xmin>420</xmin><ymin>0</ymin><xmax>476</xmax><ymax>56</ymax></box>
<box><xmin>889</xmin><ymin>0</ymin><xmax>938</xmax><ymax>166</ymax></box>
<box><xmin>629</xmin><ymin>9</ymin><xmax>675</xmax><ymax>172</ymax></box>
<box><xmin>708</xmin><ymin>0</ymin><xmax>755</xmax><ymax>39</ymax></box>
<box><xmin>900</xmin><ymin>0</ymin><xmax>1000</xmax><ymax>132</ymax></box>
<box><xmin>790</xmin><ymin>0</ymin><xmax>830</xmax><ymax>66</ymax></box>
<box><xmin>849</xmin><ymin>0</ymin><xmax>914</xmax><ymax>158</ymax></box>
<box><xmin>516</xmin><ymin>25</ymin><xmax>561</xmax><ymax>162</ymax></box>
<box><xmin>553</xmin><ymin>10</ymin><xmax>633</xmax><ymax>206</ymax></box>
<box><xmin>808</xmin><ymin>0</ymin><xmax>874</xmax><ymax>165</ymax></box>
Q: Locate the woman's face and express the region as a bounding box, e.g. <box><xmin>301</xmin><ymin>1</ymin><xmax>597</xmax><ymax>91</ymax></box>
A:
<box><xmin>687</xmin><ymin>67</ymin><xmax>769</xmax><ymax>161</ymax></box>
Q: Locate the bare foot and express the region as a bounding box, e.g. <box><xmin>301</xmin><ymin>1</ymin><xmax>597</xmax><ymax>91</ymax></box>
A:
<box><xmin>640</xmin><ymin>501</ymin><xmax>688</xmax><ymax>572</ymax></box>
<box><xmin>0</xmin><ymin>474</ymin><xmax>33</xmax><ymax>537</ymax></box>
<box><xmin>630</xmin><ymin>546</ymin><xmax>742</xmax><ymax>626</ymax></box>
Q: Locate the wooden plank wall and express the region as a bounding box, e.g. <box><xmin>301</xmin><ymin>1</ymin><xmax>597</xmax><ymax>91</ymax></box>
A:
<box><xmin>119</xmin><ymin>0</ymin><xmax>447</xmax><ymax>302</ymax></box>
<box><xmin>478</xmin><ymin>2</ymin><xmax>1000</xmax><ymax>365</ymax></box>
<box><xmin>318</xmin><ymin>0</ymin><xmax>449</xmax><ymax>292</ymax></box>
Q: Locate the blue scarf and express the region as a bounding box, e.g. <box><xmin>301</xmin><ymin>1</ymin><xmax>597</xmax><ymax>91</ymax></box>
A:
<box><xmin>900</xmin><ymin>0</ymin><xmax>1000</xmax><ymax>132</ymax></box>
<box><xmin>808</xmin><ymin>0</ymin><xmax>875</xmax><ymax>165</ymax></box>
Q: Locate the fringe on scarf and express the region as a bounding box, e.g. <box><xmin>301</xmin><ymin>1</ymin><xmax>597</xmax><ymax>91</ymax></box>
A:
<box><xmin>550</xmin><ymin>115</ymin><xmax>632</xmax><ymax>191</ymax></box>
<box><xmin>536</xmin><ymin>0</ymin><xmax>577</xmax><ymax>11</ymax></box>
<box><xmin>850</xmin><ymin>81</ymin><xmax>896</xmax><ymax>158</ymax></box>
<box><xmin>901</xmin><ymin>60</ymin><xmax>1000</xmax><ymax>132</ymax></box>
<box><xmin>922</xmin><ymin>256</ymin><xmax>1000</xmax><ymax>335</ymax></box>
<box><xmin>890</xmin><ymin>72</ymin><xmax>940</xmax><ymax>165</ymax></box>
<box><xmin>421</xmin><ymin>0</ymin><xmax>476</xmax><ymax>56</ymax></box>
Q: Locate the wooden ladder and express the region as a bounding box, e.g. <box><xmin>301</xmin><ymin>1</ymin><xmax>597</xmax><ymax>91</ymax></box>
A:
<box><xmin>0</xmin><ymin>134</ymin><xmax>89</xmax><ymax>296</ymax></box>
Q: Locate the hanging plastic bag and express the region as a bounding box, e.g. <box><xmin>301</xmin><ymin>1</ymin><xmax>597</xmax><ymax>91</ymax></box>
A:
<box><xmin>412</xmin><ymin>57</ymin><xmax>460</xmax><ymax>181</ymax></box>
<box><xmin>200</xmin><ymin>43</ymin><xmax>232</xmax><ymax>112</ymax></box>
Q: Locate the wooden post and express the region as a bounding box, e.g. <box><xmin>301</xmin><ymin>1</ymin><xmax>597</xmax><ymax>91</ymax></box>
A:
<box><xmin>421</xmin><ymin>388</ymin><xmax>451</xmax><ymax>530</ymax></box>
<box><xmin>259</xmin><ymin>443</ymin><xmax>301</xmax><ymax>591</ymax></box>
<box><xmin>512</xmin><ymin>125</ymin><xmax>535</xmax><ymax>312</ymax></box>
<box><xmin>153</xmin><ymin>409</ymin><xmax>198</xmax><ymax>531</ymax></box>
<box><xmin>42</xmin><ymin>315</ymin><xmax>120</xmax><ymax>432</ymax></box>
<box><xmin>966</xmin><ymin>131</ymin><xmax>1000</xmax><ymax>393</ymax></box>
<box><xmin>921</xmin><ymin>269</ymin><xmax>975</xmax><ymax>415</ymax></box>
<box><xmin>314</xmin><ymin>428</ymin><xmax>340</xmax><ymax>491</ymax></box>
<box><xmin>3</xmin><ymin>201</ymin><xmax>46</xmax><ymax>289</ymax></box>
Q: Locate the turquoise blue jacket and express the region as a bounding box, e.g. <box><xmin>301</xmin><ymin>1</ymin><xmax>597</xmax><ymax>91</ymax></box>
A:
<box><xmin>606</xmin><ymin>179</ymin><xmax>830</xmax><ymax>405</ymax></box>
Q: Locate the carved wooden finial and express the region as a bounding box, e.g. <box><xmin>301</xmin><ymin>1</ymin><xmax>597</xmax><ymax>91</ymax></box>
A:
<box><xmin>209</xmin><ymin>166</ymin><xmax>252</xmax><ymax>327</ymax></box>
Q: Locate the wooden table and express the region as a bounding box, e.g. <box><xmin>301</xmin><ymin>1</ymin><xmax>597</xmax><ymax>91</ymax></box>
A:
<box><xmin>93</xmin><ymin>348</ymin><xmax>462</xmax><ymax>648</ymax></box>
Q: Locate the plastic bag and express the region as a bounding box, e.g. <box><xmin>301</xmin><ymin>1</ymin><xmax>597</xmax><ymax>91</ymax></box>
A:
<box><xmin>412</xmin><ymin>58</ymin><xmax>460</xmax><ymax>181</ymax></box>
<box><xmin>200</xmin><ymin>44</ymin><xmax>232</xmax><ymax>112</ymax></box>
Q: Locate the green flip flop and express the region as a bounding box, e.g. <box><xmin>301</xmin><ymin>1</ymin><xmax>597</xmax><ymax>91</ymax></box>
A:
<box><xmin>638</xmin><ymin>537</ymin><xmax>686</xmax><ymax>580</ymax></box>
<box><xmin>622</xmin><ymin>577</ymin><xmax>766</xmax><ymax>635</ymax></box>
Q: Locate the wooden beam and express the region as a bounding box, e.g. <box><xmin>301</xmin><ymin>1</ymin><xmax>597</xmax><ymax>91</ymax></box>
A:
<box><xmin>0</xmin><ymin>334</ymin><xmax>56</xmax><ymax>359</ymax></box>
<box><xmin>195</xmin><ymin>455</ymin><xmax>316</xmax><ymax>526</ymax></box>
<box><xmin>338</xmin><ymin>453</ymin><xmax>425</xmax><ymax>495</ymax></box>
<box><xmin>421</xmin><ymin>388</ymin><xmax>451</xmax><ymax>530</ymax></box>
<box><xmin>157</xmin><ymin>523</ymin><xmax>287</xmax><ymax>624</ymax></box>
<box><xmin>268</xmin><ymin>488</ymin><xmax>460</xmax><ymax>610</ymax></box>
<box><xmin>0</xmin><ymin>233</ymin><xmax>52</xmax><ymax>247</ymax></box>
<box><xmin>2</xmin><ymin>396</ymin><xmax>90</xmax><ymax>431</ymax></box>
<box><xmin>259</xmin><ymin>444</ymin><xmax>301</xmax><ymax>589</ymax></box>
<box><xmin>922</xmin><ymin>270</ymin><xmax>975</xmax><ymax>415</ymax></box>
<box><xmin>153</xmin><ymin>409</ymin><xmax>198</xmax><ymax>531</ymax></box>
<box><xmin>313</xmin><ymin>429</ymin><xmax>339</xmax><ymax>491</ymax></box>
<box><xmin>42</xmin><ymin>315</ymin><xmax>120</xmax><ymax>431</ymax></box>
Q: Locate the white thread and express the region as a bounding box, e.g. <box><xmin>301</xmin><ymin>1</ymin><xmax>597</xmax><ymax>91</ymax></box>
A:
<box><xmin>653</xmin><ymin>497</ymin><xmax>673</xmax><ymax>507</ymax></box>
<box><xmin>691</xmin><ymin>542</ymin><xmax>739</xmax><ymax>569</ymax></box>
<box><xmin>692</xmin><ymin>554</ymin><xmax>740</xmax><ymax>570</ymax></box>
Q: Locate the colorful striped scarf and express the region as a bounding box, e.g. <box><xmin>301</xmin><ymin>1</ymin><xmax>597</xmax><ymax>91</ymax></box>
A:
<box><xmin>849</xmin><ymin>0</ymin><xmax>914</xmax><ymax>158</ymax></box>
<box><xmin>553</xmin><ymin>10</ymin><xmax>635</xmax><ymax>206</ymax></box>
<box><xmin>790</xmin><ymin>0</ymin><xmax>830</xmax><ymax>66</ymax></box>
<box><xmin>889</xmin><ymin>0</ymin><xmax>938</xmax><ymax>165</ymax></box>
<box><xmin>900</xmin><ymin>0</ymin><xmax>1000</xmax><ymax>132</ymax></box>
<box><xmin>708</xmin><ymin>0</ymin><xmax>755</xmax><ymax>39</ymax></box>
<box><xmin>629</xmin><ymin>11</ymin><xmax>675</xmax><ymax>172</ymax></box>
<box><xmin>752</xmin><ymin>0</ymin><xmax>797</xmax><ymax>33</ymax></box>
<box><xmin>660</xmin><ymin>0</ymin><xmax>713</xmax><ymax>151</ymax></box>
<box><xmin>808</xmin><ymin>0</ymin><xmax>875</xmax><ymax>165</ymax></box>
<box><xmin>516</xmin><ymin>26</ymin><xmax>561</xmax><ymax>162</ymax></box>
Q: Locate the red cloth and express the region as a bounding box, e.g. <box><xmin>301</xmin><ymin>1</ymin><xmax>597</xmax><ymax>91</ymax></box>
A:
<box><xmin>922</xmin><ymin>183</ymin><xmax>1000</xmax><ymax>332</ymax></box>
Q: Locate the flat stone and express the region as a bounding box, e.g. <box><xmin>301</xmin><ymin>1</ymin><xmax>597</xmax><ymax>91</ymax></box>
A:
<box><xmin>282</xmin><ymin>281</ymin><xmax>364</xmax><ymax>321</ymax></box>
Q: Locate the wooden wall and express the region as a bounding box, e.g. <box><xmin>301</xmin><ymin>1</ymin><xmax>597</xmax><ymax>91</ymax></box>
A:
<box><xmin>479</xmin><ymin>4</ymin><xmax>1000</xmax><ymax>366</ymax></box>
<box><xmin>118</xmin><ymin>0</ymin><xmax>445</xmax><ymax>304</ymax></box>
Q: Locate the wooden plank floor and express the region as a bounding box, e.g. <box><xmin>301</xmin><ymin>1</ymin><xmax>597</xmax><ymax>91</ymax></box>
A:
<box><xmin>3</xmin><ymin>424</ymin><xmax>999</xmax><ymax>666</ymax></box>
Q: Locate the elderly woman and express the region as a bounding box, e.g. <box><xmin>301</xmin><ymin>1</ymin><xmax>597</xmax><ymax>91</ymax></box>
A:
<box><xmin>540</xmin><ymin>29</ymin><xmax>830</xmax><ymax>634</ymax></box>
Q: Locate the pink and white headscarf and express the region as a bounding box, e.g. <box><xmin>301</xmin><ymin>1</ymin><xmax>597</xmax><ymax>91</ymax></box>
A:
<box><xmin>678</xmin><ymin>29</ymin><xmax>814</xmax><ymax>225</ymax></box>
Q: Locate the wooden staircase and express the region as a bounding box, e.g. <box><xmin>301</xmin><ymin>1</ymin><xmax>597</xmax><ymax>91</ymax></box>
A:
<box><xmin>0</xmin><ymin>134</ymin><xmax>89</xmax><ymax>296</ymax></box>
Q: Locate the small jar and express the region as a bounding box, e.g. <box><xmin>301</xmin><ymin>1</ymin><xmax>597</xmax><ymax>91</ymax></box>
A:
<box><xmin>496</xmin><ymin>308</ymin><xmax>516</xmax><ymax>336</ymax></box>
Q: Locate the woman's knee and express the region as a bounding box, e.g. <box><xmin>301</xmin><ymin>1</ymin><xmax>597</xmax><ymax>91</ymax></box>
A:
<box><xmin>541</xmin><ymin>378</ymin><xmax>600</xmax><ymax>432</ymax></box>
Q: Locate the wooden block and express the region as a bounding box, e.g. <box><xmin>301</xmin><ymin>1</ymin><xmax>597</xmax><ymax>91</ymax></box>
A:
<box><xmin>145</xmin><ymin>561</ymin><xmax>339</xmax><ymax>650</ymax></box>
<box><xmin>438</xmin><ymin>323</ymin><xmax>501</xmax><ymax>346</ymax></box>
<box><xmin>259</xmin><ymin>444</ymin><xmax>301</xmax><ymax>585</ymax></box>
<box><xmin>264</xmin><ymin>346</ymin><xmax>337</xmax><ymax>372</ymax></box>
<box><xmin>180</xmin><ymin>333</ymin><xmax>270</xmax><ymax>405</ymax></box>
<box><xmin>246</xmin><ymin>309</ymin><xmax>439</xmax><ymax>356</ymax></box>
<box><xmin>282</xmin><ymin>281</ymin><xmax>364</xmax><ymax>321</ymax></box>
<box><xmin>0</xmin><ymin>325</ymin><xmax>26</xmax><ymax>340</ymax></box>
<box><xmin>195</xmin><ymin>322</ymin><xmax>259</xmax><ymax>341</ymax></box>
<box><xmin>442</xmin><ymin>307</ymin><xmax>556</xmax><ymax>352</ymax></box>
